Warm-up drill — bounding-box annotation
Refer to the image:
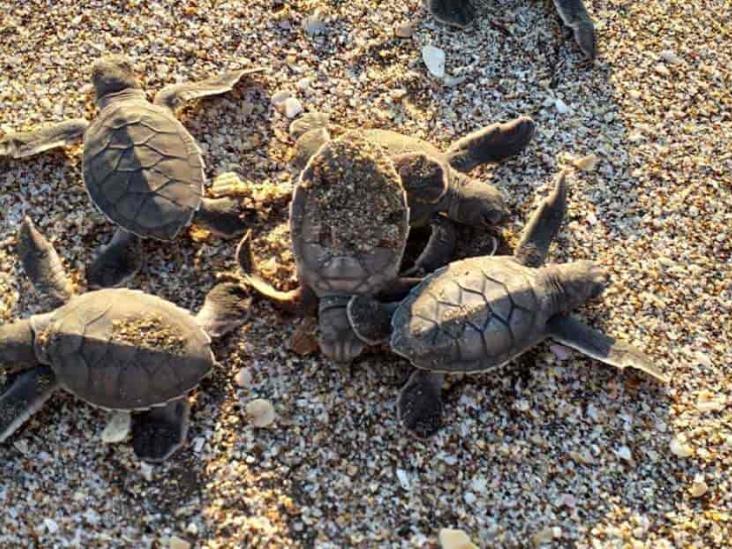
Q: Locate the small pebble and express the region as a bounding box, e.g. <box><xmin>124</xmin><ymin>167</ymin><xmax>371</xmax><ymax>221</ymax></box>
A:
<box><xmin>659</xmin><ymin>49</ymin><xmax>682</xmax><ymax>64</ymax></box>
<box><xmin>271</xmin><ymin>89</ymin><xmax>292</xmax><ymax>108</ymax></box>
<box><xmin>169</xmin><ymin>536</ymin><xmax>191</xmax><ymax>549</ymax></box>
<box><xmin>438</xmin><ymin>528</ymin><xmax>478</xmax><ymax>549</ymax></box>
<box><xmin>549</xmin><ymin>343</ymin><xmax>571</xmax><ymax>361</ymax></box>
<box><xmin>572</xmin><ymin>154</ymin><xmax>600</xmax><ymax>172</ymax></box>
<box><xmin>101</xmin><ymin>412</ymin><xmax>131</xmax><ymax>444</ymax></box>
<box><xmin>689</xmin><ymin>480</ymin><xmax>708</xmax><ymax>498</ymax></box>
<box><xmin>140</xmin><ymin>462</ymin><xmax>154</xmax><ymax>481</ymax></box>
<box><xmin>669</xmin><ymin>436</ymin><xmax>694</xmax><ymax>458</ymax></box>
<box><xmin>246</xmin><ymin>399</ymin><xmax>276</xmax><ymax>427</ymax></box>
<box><xmin>395</xmin><ymin>22</ymin><xmax>415</xmax><ymax>38</ymax></box>
<box><xmin>303</xmin><ymin>10</ymin><xmax>328</xmax><ymax>35</ymax></box>
<box><xmin>422</xmin><ymin>45</ymin><xmax>446</xmax><ymax>78</ymax></box>
<box><xmin>235</xmin><ymin>368</ymin><xmax>253</xmax><ymax>388</ymax></box>
<box><xmin>554</xmin><ymin>98</ymin><xmax>570</xmax><ymax>114</ymax></box>
<box><xmin>284</xmin><ymin>97</ymin><xmax>303</xmax><ymax>119</ymax></box>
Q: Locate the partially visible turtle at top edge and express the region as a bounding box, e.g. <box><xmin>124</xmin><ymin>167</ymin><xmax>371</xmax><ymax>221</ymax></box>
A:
<box><xmin>0</xmin><ymin>217</ymin><xmax>249</xmax><ymax>462</ymax></box>
<box><xmin>238</xmin><ymin>131</ymin><xmax>431</xmax><ymax>363</ymax></box>
<box><xmin>0</xmin><ymin>55</ymin><xmax>264</xmax><ymax>289</ymax></box>
<box><xmin>348</xmin><ymin>171</ymin><xmax>667</xmax><ymax>437</ymax></box>
<box><xmin>290</xmin><ymin>111</ymin><xmax>536</xmax><ymax>275</ymax></box>
<box><xmin>427</xmin><ymin>0</ymin><xmax>597</xmax><ymax>61</ymax></box>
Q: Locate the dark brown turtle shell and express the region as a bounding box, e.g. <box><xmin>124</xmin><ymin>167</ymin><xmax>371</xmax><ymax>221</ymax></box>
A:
<box><xmin>290</xmin><ymin>132</ymin><xmax>409</xmax><ymax>296</ymax></box>
<box><xmin>82</xmin><ymin>98</ymin><xmax>204</xmax><ymax>240</ymax></box>
<box><xmin>390</xmin><ymin>256</ymin><xmax>548</xmax><ymax>373</ymax></box>
<box><xmin>30</xmin><ymin>289</ymin><xmax>213</xmax><ymax>410</ymax></box>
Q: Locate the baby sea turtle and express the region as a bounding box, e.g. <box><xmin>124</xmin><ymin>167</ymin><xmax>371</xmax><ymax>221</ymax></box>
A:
<box><xmin>0</xmin><ymin>55</ymin><xmax>262</xmax><ymax>288</ymax></box>
<box><xmin>348</xmin><ymin>172</ymin><xmax>667</xmax><ymax>437</ymax></box>
<box><xmin>428</xmin><ymin>0</ymin><xmax>597</xmax><ymax>61</ymax></box>
<box><xmin>290</xmin><ymin>112</ymin><xmax>535</xmax><ymax>274</ymax></box>
<box><xmin>0</xmin><ymin>218</ymin><xmax>249</xmax><ymax>462</ymax></box>
<box><xmin>238</xmin><ymin>131</ymin><xmax>424</xmax><ymax>363</ymax></box>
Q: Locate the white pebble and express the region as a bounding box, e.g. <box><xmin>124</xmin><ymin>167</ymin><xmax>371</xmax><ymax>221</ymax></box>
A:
<box><xmin>101</xmin><ymin>411</ymin><xmax>131</xmax><ymax>444</ymax></box>
<box><xmin>169</xmin><ymin>536</ymin><xmax>191</xmax><ymax>549</ymax></box>
<box><xmin>235</xmin><ymin>368</ymin><xmax>252</xmax><ymax>388</ymax></box>
<box><xmin>271</xmin><ymin>89</ymin><xmax>292</xmax><ymax>108</ymax></box>
<box><xmin>43</xmin><ymin>518</ymin><xmax>59</xmax><ymax>534</ymax></box>
<box><xmin>422</xmin><ymin>45</ymin><xmax>446</xmax><ymax>78</ymax></box>
<box><xmin>396</xmin><ymin>468</ymin><xmax>411</xmax><ymax>490</ymax></box>
<box><xmin>438</xmin><ymin>528</ymin><xmax>478</xmax><ymax>549</ymax></box>
<box><xmin>140</xmin><ymin>462</ymin><xmax>154</xmax><ymax>481</ymax></box>
<box><xmin>689</xmin><ymin>480</ymin><xmax>708</xmax><ymax>498</ymax></box>
<box><xmin>246</xmin><ymin>398</ymin><xmax>276</xmax><ymax>427</ymax></box>
<box><xmin>616</xmin><ymin>445</ymin><xmax>633</xmax><ymax>462</ymax></box>
<box><xmin>659</xmin><ymin>49</ymin><xmax>682</xmax><ymax>64</ymax></box>
<box><xmin>554</xmin><ymin>98</ymin><xmax>570</xmax><ymax>114</ymax></box>
<box><xmin>284</xmin><ymin>97</ymin><xmax>303</xmax><ymax>119</ymax></box>
<box><xmin>303</xmin><ymin>10</ymin><xmax>327</xmax><ymax>35</ymax></box>
<box><xmin>296</xmin><ymin>77</ymin><xmax>311</xmax><ymax>91</ymax></box>
<box><xmin>669</xmin><ymin>436</ymin><xmax>694</xmax><ymax>458</ymax></box>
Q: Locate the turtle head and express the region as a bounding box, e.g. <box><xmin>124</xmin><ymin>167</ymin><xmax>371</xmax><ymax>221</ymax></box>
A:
<box><xmin>317</xmin><ymin>296</ymin><xmax>364</xmax><ymax>363</ymax></box>
<box><xmin>548</xmin><ymin>260</ymin><xmax>607</xmax><ymax>313</ymax></box>
<box><xmin>446</xmin><ymin>177</ymin><xmax>508</xmax><ymax>227</ymax></box>
<box><xmin>91</xmin><ymin>55</ymin><xmax>141</xmax><ymax>101</ymax></box>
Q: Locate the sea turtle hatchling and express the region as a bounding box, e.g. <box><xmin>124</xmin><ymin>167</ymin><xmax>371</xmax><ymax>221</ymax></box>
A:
<box><xmin>0</xmin><ymin>218</ymin><xmax>250</xmax><ymax>462</ymax></box>
<box><xmin>348</xmin><ymin>172</ymin><xmax>668</xmax><ymax>437</ymax></box>
<box><xmin>0</xmin><ymin>55</ymin><xmax>263</xmax><ymax>288</ymax></box>
<box><xmin>290</xmin><ymin>112</ymin><xmax>535</xmax><ymax>274</ymax></box>
<box><xmin>239</xmin><ymin>131</ymin><xmax>438</xmax><ymax>363</ymax></box>
<box><xmin>427</xmin><ymin>0</ymin><xmax>597</xmax><ymax>61</ymax></box>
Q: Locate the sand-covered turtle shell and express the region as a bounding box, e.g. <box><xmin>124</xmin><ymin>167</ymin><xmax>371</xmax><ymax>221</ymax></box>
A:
<box><xmin>391</xmin><ymin>256</ymin><xmax>548</xmax><ymax>373</ymax></box>
<box><xmin>83</xmin><ymin>97</ymin><xmax>204</xmax><ymax>240</ymax></box>
<box><xmin>291</xmin><ymin>131</ymin><xmax>409</xmax><ymax>296</ymax></box>
<box><xmin>31</xmin><ymin>289</ymin><xmax>213</xmax><ymax>410</ymax></box>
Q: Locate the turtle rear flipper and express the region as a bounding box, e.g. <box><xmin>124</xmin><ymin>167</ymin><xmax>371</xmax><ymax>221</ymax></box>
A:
<box><xmin>546</xmin><ymin>315</ymin><xmax>669</xmax><ymax>383</ymax></box>
<box><xmin>513</xmin><ymin>171</ymin><xmax>567</xmax><ymax>268</ymax></box>
<box><xmin>18</xmin><ymin>217</ymin><xmax>74</xmax><ymax>305</ymax></box>
<box><xmin>347</xmin><ymin>296</ymin><xmax>399</xmax><ymax>345</ymax></box>
<box><xmin>0</xmin><ymin>366</ymin><xmax>58</xmax><ymax>443</ymax></box>
<box><xmin>0</xmin><ymin>119</ymin><xmax>88</xmax><ymax>159</ymax></box>
<box><xmin>153</xmin><ymin>67</ymin><xmax>264</xmax><ymax>112</ymax></box>
<box><xmin>131</xmin><ymin>398</ymin><xmax>190</xmax><ymax>463</ymax></box>
<box><xmin>87</xmin><ymin>229</ymin><xmax>143</xmax><ymax>289</ymax></box>
<box><xmin>446</xmin><ymin>116</ymin><xmax>536</xmax><ymax>173</ymax></box>
<box><xmin>552</xmin><ymin>0</ymin><xmax>597</xmax><ymax>60</ymax></box>
<box><xmin>398</xmin><ymin>370</ymin><xmax>445</xmax><ymax>438</ymax></box>
<box><xmin>236</xmin><ymin>232</ymin><xmax>316</xmax><ymax>315</ymax></box>
<box><xmin>194</xmin><ymin>197</ymin><xmax>248</xmax><ymax>239</ymax></box>
<box><xmin>196</xmin><ymin>282</ymin><xmax>251</xmax><ymax>338</ymax></box>
<box><xmin>402</xmin><ymin>216</ymin><xmax>457</xmax><ymax>276</ymax></box>
<box><xmin>429</xmin><ymin>0</ymin><xmax>476</xmax><ymax>28</ymax></box>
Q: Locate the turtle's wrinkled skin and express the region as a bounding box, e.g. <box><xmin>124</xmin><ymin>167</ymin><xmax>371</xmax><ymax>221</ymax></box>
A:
<box><xmin>0</xmin><ymin>218</ymin><xmax>249</xmax><ymax>462</ymax></box>
<box><xmin>0</xmin><ymin>55</ymin><xmax>262</xmax><ymax>288</ymax></box>
<box><xmin>427</xmin><ymin>0</ymin><xmax>597</xmax><ymax>61</ymax></box>
<box><xmin>347</xmin><ymin>173</ymin><xmax>667</xmax><ymax>437</ymax></box>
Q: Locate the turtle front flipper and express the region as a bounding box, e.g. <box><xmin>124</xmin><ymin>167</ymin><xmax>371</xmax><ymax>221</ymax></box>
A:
<box><xmin>153</xmin><ymin>67</ymin><xmax>264</xmax><ymax>112</ymax></box>
<box><xmin>552</xmin><ymin>0</ymin><xmax>597</xmax><ymax>61</ymax></box>
<box><xmin>18</xmin><ymin>217</ymin><xmax>74</xmax><ymax>305</ymax></box>
<box><xmin>0</xmin><ymin>366</ymin><xmax>58</xmax><ymax>443</ymax></box>
<box><xmin>131</xmin><ymin>398</ymin><xmax>190</xmax><ymax>463</ymax></box>
<box><xmin>446</xmin><ymin>116</ymin><xmax>536</xmax><ymax>173</ymax></box>
<box><xmin>193</xmin><ymin>197</ymin><xmax>248</xmax><ymax>239</ymax></box>
<box><xmin>429</xmin><ymin>0</ymin><xmax>476</xmax><ymax>28</ymax></box>
<box><xmin>347</xmin><ymin>296</ymin><xmax>399</xmax><ymax>345</ymax></box>
<box><xmin>546</xmin><ymin>315</ymin><xmax>669</xmax><ymax>383</ymax></box>
<box><xmin>403</xmin><ymin>216</ymin><xmax>457</xmax><ymax>276</ymax></box>
<box><xmin>196</xmin><ymin>282</ymin><xmax>251</xmax><ymax>338</ymax></box>
<box><xmin>236</xmin><ymin>231</ymin><xmax>316</xmax><ymax>315</ymax></box>
<box><xmin>398</xmin><ymin>370</ymin><xmax>445</xmax><ymax>438</ymax></box>
<box><xmin>513</xmin><ymin>171</ymin><xmax>568</xmax><ymax>268</ymax></box>
<box><xmin>0</xmin><ymin>118</ymin><xmax>88</xmax><ymax>159</ymax></box>
<box><xmin>87</xmin><ymin>229</ymin><xmax>144</xmax><ymax>289</ymax></box>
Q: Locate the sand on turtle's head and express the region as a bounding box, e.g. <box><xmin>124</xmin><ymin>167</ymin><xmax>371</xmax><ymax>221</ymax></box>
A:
<box><xmin>91</xmin><ymin>55</ymin><xmax>141</xmax><ymax>102</ymax></box>
<box><xmin>300</xmin><ymin>131</ymin><xmax>407</xmax><ymax>254</ymax></box>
